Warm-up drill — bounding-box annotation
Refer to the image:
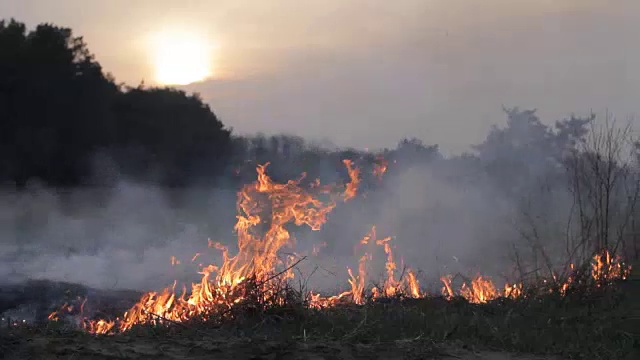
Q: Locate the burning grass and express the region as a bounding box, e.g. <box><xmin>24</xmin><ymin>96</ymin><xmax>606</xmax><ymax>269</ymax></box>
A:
<box><xmin>15</xmin><ymin>159</ymin><xmax>636</xmax><ymax>358</ymax></box>
<box><xmin>4</xmin><ymin>278</ymin><xmax>639</xmax><ymax>359</ymax></box>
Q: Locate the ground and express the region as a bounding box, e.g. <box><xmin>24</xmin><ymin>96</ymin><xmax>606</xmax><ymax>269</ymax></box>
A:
<box><xmin>1</xmin><ymin>273</ymin><xmax>639</xmax><ymax>359</ymax></box>
<box><xmin>2</xmin><ymin>330</ymin><xmax>562</xmax><ymax>360</ymax></box>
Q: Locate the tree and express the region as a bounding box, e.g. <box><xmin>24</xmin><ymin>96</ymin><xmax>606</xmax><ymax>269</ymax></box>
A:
<box><xmin>0</xmin><ymin>19</ymin><xmax>118</xmax><ymax>186</ymax></box>
<box><xmin>110</xmin><ymin>87</ymin><xmax>231</xmax><ymax>186</ymax></box>
<box><xmin>473</xmin><ymin>107</ymin><xmax>592</xmax><ymax>197</ymax></box>
<box><xmin>0</xmin><ymin>19</ymin><xmax>233</xmax><ymax>187</ymax></box>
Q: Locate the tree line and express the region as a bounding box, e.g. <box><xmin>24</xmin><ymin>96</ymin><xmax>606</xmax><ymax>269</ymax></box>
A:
<box><xmin>0</xmin><ymin>19</ymin><xmax>448</xmax><ymax>189</ymax></box>
<box><xmin>0</xmin><ymin>19</ymin><xmax>597</xmax><ymax>190</ymax></box>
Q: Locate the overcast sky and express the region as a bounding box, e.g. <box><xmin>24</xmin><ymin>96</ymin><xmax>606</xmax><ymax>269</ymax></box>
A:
<box><xmin>2</xmin><ymin>0</ymin><xmax>639</xmax><ymax>154</ymax></box>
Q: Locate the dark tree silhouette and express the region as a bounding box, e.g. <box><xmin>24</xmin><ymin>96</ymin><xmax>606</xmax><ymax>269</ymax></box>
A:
<box><xmin>0</xmin><ymin>19</ymin><xmax>232</xmax><ymax>188</ymax></box>
<box><xmin>472</xmin><ymin>107</ymin><xmax>592</xmax><ymax>196</ymax></box>
<box><xmin>110</xmin><ymin>87</ymin><xmax>231</xmax><ymax>186</ymax></box>
<box><xmin>0</xmin><ymin>20</ymin><xmax>118</xmax><ymax>187</ymax></box>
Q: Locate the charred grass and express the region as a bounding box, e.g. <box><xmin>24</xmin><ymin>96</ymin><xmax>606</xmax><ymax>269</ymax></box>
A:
<box><xmin>2</xmin><ymin>278</ymin><xmax>639</xmax><ymax>360</ymax></box>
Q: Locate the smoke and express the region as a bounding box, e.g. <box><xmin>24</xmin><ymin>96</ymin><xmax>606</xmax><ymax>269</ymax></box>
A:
<box><xmin>0</xmin><ymin>180</ymin><xmax>238</xmax><ymax>290</ymax></box>
<box><xmin>376</xmin><ymin>165</ymin><xmax>515</xmax><ymax>276</ymax></box>
<box><xmin>295</xmin><ymin>159</ymin><xmax>524</xmax><ymax>294</ymax></box>
<box><xmin>0</xmin><ymin>135</ymin><xmax>583</xmax><ymax>298</ymax></box>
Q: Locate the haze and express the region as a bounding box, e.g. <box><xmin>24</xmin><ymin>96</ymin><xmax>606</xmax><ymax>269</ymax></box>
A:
<box><xmin>2</xmin><ymin>0</ymin><xmax>638</xmax><ymax>153</ymax></box>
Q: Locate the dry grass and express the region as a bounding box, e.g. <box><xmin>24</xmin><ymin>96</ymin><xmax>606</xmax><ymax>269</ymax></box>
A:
<box><xmin>3</xmin><ymin>274</ymin><xmax>638</xmax><ymax>360</ymax></box>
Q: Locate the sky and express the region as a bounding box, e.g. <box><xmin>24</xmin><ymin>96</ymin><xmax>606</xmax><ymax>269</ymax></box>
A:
<box><xmin>2</xmin><ymin>0</ymin><xmax>639</xmax><ymax>154</ymax></box>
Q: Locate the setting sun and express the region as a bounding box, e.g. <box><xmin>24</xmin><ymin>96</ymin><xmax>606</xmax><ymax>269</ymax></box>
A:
<box><xmin>149</xmin><ymin>30</ymin><xmax>214</xmax><ymax>86</ymax></box>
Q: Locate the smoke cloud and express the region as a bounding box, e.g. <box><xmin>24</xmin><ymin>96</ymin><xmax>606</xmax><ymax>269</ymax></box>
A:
<box><xmin>0</xmin><ymin>127</ymin><xmax>611</xmax><ymax>299</ymax></box>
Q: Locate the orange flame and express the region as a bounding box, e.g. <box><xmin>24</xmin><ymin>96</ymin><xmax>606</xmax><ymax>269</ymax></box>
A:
<box><xmin>591</xmin><ymin>249</ymin><xmax>631</xmax><ymax>284</ymax></box>
<box><xmin>77</xmin><ymin>160</ymin><xmax>360</xmax><ymax>334</ymax></box>
<box><xmin>342</xmin><ymin>159</ymin><xmax>360</xmax><ymax>201</ymax></box>
<box><xmin>438</xmin><ymin>249</ymin><xmax>630</xmax><ymax>303</ymax></box>
<box><xmin>373</xmin><ymin>156</ymin><xmax>388</xmax><ymax>181</ymax></box>
<box><xmin>46</xmin><ymin>159</ymin><xmax>632</xmax><ymax>334</ymax></box>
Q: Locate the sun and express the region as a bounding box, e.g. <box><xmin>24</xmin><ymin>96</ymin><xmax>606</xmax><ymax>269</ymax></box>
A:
<box><xmin>149</xmin><ymin>30</ymin><xmax>214</xmax><ymax>86</ymax></box>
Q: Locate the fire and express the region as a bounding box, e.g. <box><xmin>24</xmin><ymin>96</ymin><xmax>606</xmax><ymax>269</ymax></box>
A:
<box><xmin>342</xmin><ymin>159</ymin><xmax>360</xmax><ymax>201</ymax></box>
<box><xmin>406</xmin><ymin>270</ymin><xmax>421</xmax><ymax>298</ymax></box>
<box><xmin>368</xmin><ymin>228</ymin><xmax>421</xmax><ymax>300</ymax></box>
<box><xmin>440</xmin><ymin>275</ymin><xmax>507</xmax><ymax>304</ymax></box>
<box><xmin>591</xmin><ymin>249</ymin><xmax>631</xmax><ymax>284</ymax></box>
<box><xmin>373</xmin><ymin>156</ymin><xmax>388</xmax><ymax>181</ymax></box>
<box><xmin>47</xmin><ymin>303</ymin><xmax>72</xmax><ymax>321</ymax></box>
<box><xmin>504</xmin><ymin>282</ymin><xmax>523</xmax><ymax>299</ymax></box>
<box><xmin>73</xmin><ymin>160</ymin><xmax>360</xmax><ymax>333</ymax></box>
<box><xmin>347</xmin><ymin>254</ymin><xmax>370</xmax><ymax>305</ymax></box>
<box><xmin>440</xmin><ymin>275</ymin><xmax>521</xmax><ymax>304</ymax></box>
<box><xmin>46</xmin><ymin>158</ymin><xmax>633</xmax><ymax>334</ymax></box>
<box><xmin>308</xmin><ymin>226</ymin><xmax>422</xmax><ymax>308</ymax></box>
<box><xmin>439</xmin><ymin>249</ymin><xmax>630</xmax><ymax>303</ymax></box>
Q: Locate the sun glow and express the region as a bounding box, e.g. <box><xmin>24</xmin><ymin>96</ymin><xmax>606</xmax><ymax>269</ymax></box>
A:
<box><xmin>149</xmin><ymin>29</ymin><xmax>214</xmax><ymax>86</ymax></box>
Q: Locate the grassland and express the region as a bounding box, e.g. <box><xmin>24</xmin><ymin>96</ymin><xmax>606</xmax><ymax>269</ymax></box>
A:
<box><xmin>2</xmin><ymin>275</ymin><xmax>639</xmax><ymax>360</ymax></box>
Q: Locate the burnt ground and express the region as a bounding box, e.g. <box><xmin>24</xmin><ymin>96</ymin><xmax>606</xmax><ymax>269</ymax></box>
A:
<box><xmin>0</xmin><ymin>331</ymin><xmax>560</xmax><ymax>360</ymax></box>
<box><xmin>1</xmin><ymin>276</ymin><xmax>639</xmax><ymax>360</ymax></box>
<box><xmin>0</xmin><ymin>279</ymin><xmax>142</xmax><ymax>323</ymax></box>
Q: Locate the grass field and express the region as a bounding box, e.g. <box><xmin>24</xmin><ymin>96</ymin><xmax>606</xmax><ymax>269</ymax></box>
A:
<box><xmin>2</xmin><ymin>276</ymin><xmax>639</xmax><ymax>360</ymax></box>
